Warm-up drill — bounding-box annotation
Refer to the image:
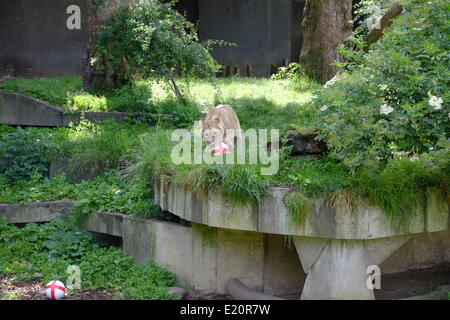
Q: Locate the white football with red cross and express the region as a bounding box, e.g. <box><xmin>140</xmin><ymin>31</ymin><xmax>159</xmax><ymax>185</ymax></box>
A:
<box><xmin>211</xmin><ymin>142</ymin><xmax>231</xmax><ymax>156</ymax></box>
<box><xmin>45</xmin><ymin>280</ymin><xmax>66</xmax><ymax>300</ymax></box>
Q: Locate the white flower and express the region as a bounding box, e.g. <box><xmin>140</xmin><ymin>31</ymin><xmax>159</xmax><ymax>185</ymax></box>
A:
<box><xmin>378</xmin><ymin>84</ymin><xmax>388</xmax><ymax>91</ymax></box>
<box><xmin>428</xmin><ymin>95</ymin><xmax>443</xmax><ymax>110</ymax></box>
<box><xmin>324</xmin><ymin>75</ymin><xmax>338</xmax><ymax>88</ymax></box>
<box><xmin>320</xmin><ymin>105</ymin><xmax>329</xmax><ymax>111</ymax></box>
<box><xmin>380</xmin><ymin>104</ymin><xmax>394</xmax><ymax>115</ymax></box>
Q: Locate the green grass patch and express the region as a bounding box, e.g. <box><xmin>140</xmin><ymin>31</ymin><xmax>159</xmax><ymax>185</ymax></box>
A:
<box><xmin>0</xmin><ymin>76</ymin><xmax>318</xmax><ymax>133</ymax></box>
<box><xmin>0</xmin><ymin>76</ymin><xmax>82</xmax><ymax>106</ymax></box>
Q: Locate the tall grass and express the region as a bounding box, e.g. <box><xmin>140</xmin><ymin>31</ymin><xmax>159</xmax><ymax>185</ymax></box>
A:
<box><xmin>50</xmin><ymin>119</ymin><xmax>149</xmax><ymax>178</ymax></box>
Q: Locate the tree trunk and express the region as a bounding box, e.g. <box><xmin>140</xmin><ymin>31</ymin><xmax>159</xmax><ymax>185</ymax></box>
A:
<box><xmin>83</xmin><ymin>0</ymin><xmax>124</xmax><ymax>91</ymax></box>
<box><xmin>299</xmin><ymin>0</ymin><xmax>353</xmax><ymax>83</ymax></box>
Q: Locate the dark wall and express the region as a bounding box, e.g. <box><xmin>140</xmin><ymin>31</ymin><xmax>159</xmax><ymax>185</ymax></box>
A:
<box><xmin>198</xmin><ymin>0</ymin><xmax>293</xmax><ymax>77</ymax></box>
<box><xmin>291</xmin><ymin>0</ymin><xmax>305</xmax><ymax>63</ymax></box>
<box><xmin>0</xmin><ymin>0</ymin><xmax>88</xmax><ymax>77</ymax></box>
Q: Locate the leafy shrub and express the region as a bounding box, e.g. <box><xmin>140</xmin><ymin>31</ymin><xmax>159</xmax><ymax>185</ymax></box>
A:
<box><xmin>0</xmin><ymin>128</ymin><xmax>51</xmax><ymax>181</ymax></box>
<box><xmin>108</xmin><ymin>83</ymin><xmax>152</xmax><ymax>113</ymax></box>
<box><xmin>72</xmin><ymin>172</ymin><xmax>160</xmax><ymax>219</ymax></box>
<box><xmin>316</xmin><ymin>0</ymin><xmax>450</xmax><ymax>170</ymax></box>
<box><xmin>66</xmin><ymin>92</ymin><xmax>108</xmax><ymax>112</ymax></box>
<box><xmin>0</xmin><ymin>217</ymin><xmax>175</xmax><ymax>299</ymax></box>
<box><xmin>0</xmin><ymin>170</ymin><xmax>160</xmax><ymax>220</ymax></box>
<box><xmin>0</xmin><ymin>173</ymin><xmax>74</xmax><ymax>204</ymax></box>
<box><xmin>150</xmin><ymin>98</ymin><xmax>202</xmax><ymax>129</ymax></box>
<box><xmin>96</xmin><ymin>0</ymin><xmax>221</xmax><ymax>97</ymax></box>
<box><xmin>272</xmin><ymin>63</ymin><xmax>305</xmax><ymax>81</ymax></box>
<box><xmin>352</xmin><ymin>0</ymin><xmax>393</xmax><ymax>36</ymax></box>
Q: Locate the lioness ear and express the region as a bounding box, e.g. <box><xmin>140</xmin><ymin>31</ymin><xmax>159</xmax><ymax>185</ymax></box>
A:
<box><xmin>214</xmin><ymin>117</ymin><xmax>221</xmax><ymax>124</ymax></box>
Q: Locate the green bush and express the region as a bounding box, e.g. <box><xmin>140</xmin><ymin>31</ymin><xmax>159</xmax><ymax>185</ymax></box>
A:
<box><xmin>66</xmin><ymin>92</ymin><xmax>108</xmax><ymax>112</ymax></box>
<box><xmin>72</xmin><ymin>172</ymin><xmax>160</xmax><ymax>219</ymax></box>
<box><xmin>0</xmin><ymin>170</ymin><xmax>161</xmax><ymax>220</ymax></box>
<box><xmin>316</xmin><ymin>0</ymin><xmax>449</xmax><ymax>170</ymax></box>
<box><xmin>0</xmin><ymin>128</ymin><xmax>51</xmax><ymax>181</ymax></box>
<box><xmin>96</xmin><ymin>0</ymin><xmax>221</xmax><ymax>97</ymax></box>
<box><xmin>108</xmin><ymin>83</ymin><xmax>152</xmax><ymax>113</ymax></box>
<box><xmin>271</xmin><ymin>62</ymin><xmax>305</xmax><ymax>81</ymax></box>
<box><xmin>0</xmin><ymin>217</ymin><xmax>175</xmax><ymax>299</ymax></box>
<box><xmin>0</xmin><ymin>173</ymin><xmax>74</xmax><ymax>204</ymax></box>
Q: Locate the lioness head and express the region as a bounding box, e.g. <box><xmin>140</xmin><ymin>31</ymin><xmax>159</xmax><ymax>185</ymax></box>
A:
<box><xmin>202</xmin><ymin>116</ymin><xmax>224</xmax><ymax>145</ymax></box>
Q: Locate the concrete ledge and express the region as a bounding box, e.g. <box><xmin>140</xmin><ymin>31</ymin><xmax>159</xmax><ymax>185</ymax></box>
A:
<box><xmin>0</xmin><ymin>92</ymin><xmax>128</xmax><ymax>127</ymax></box>
<box><xmin>1</xmin><ymin>201</ymin><xmax>450</xmax><ymax>298</ymax></box>
<box><xmin>155</xmin><ymin>179</ymin><xmax>450</xmax><ymax>240</ymax></box>
<box><xmin>0</xmin><ymin>201</ymin><xmax>73</xmax><ymax>223</ymax></box>
<box><xmin>83</xmin><ymin>211</ymin><xmax>123</xmax><ymax>237</ymax></box>
<box><xmin>0</xmin><ymin>202</ymin><xmax>304</xmax><ymax>295</ymax></box>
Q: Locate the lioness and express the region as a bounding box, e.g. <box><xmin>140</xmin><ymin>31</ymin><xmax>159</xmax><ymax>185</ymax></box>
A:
<box><xmin>197</xmin><ymin>104</ymin><xmax>242</xmax><ymax>147</ymax></box>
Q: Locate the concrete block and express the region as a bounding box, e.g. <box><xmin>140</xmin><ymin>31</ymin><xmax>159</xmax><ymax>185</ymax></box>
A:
<box><xmin>158</xmin><ymin>181</ymin><xmax>448</xmax><ymax>240</ymax></box>
<box><xmin>191</xmin><ymin>223</ymin><xmax>218</xmax><ymax>292</ymax></box>
<box><xmin>292</xmin><ymin>236</ymin><xmax>328</xmax><ymax>274</ymax></box>
<box><xmin>152</xmin><ymin>220</ymin><xmax>195</xmax><ymax>290</ymax></box>
<box><xmin>263</xmin><ymin>234</ymin><xmax>305</xmax><ymax>296</ymax></box>
<box><xmin>0</xmin><ymin>201</ymin><xmax>73</xmax><ymax>223</ymax></box>
<box><xmin>0</xmin><ymin>92</ymin><xmax>19</xmax><ymax>124</ymax></box>
<box><xmin>293</xmin><ymin>236</ymin><xmax>410</xmax><ymax>300</ymax></box>
<box><xmin>381</xmin><ymin>230</ymin><xmax>450</xmax><ymax>274</ymax></box>
<box><xmin>426</xmin><ymin>188</ymin><xmax>449</xmax><ymax>232</ymax></box>
<box><xmin>258</xmin><ymin>187</ymin><xmax>304</xmax><ymax>235</ymax></box>
<box><xmin>207</xmin><ymin>192</ymin><xmax>259</xmax><ymax>232</ymax></box>
<box><xmin>16</xmin><ymin>93</ymin><xmax>63</xmax><ymax>126</ymax></box>
<box><xmin>84</xmin><ymin>211</ymin><xmax>123</xmax><ymax>237</ymax></box>
<box><xmin>216</xmin><ymin>228</ymin><xmax>264</xmax><ymax>293</ymax></box>
<box><xmin>304</xmin><ymin>198</ymin><xmax>338</xmax><ymax>238</ymax></box>
<box><xmin>122</xmin><ymin>215</ymin><xmax>155</xmax><ymax>264</ymax></box>
<box><xmin>364</xmin><ymin>236</ymin><xmax>411</xmax><ymax>266</ymax></box>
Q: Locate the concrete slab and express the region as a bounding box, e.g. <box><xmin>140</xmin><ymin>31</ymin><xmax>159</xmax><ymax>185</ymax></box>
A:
<box><xmin>156</xmin><ymin>179</ymin><xmax>449</xmax><ymax>240</ymax></box>
<box><xmin>0</xmin><ymin>92</ymin><xmax>128</xmax><ymax>127</ymax></box>
<box><xmin>122</xmin><ymin>215</ymin><xmax>155</xmax><ymax>264</ymax></box>
<box><xmin>216</xmin><ymin>228</ymin><xmax>264</xmax><ymax>293</ymax></box>
<box><xmin>263</xmin><ymin>234</ymin><xmax>305</xmax><ymax>296</ymax></box>
<box><xmin>293</xmin><ymin>235</ymin><xmax>411</xmax><ymax>300</ymax></box>
<box><xmin>0</xmin><ymin>92</ymin><xmax>19</xmax><ymax>124</ymax></box>
<box><xmin>426</xmin><ymin>188</ymin><xmax>449</xmax><ymax>232</ymax></box>
<box><xmin>83</xmin><ymin>211</ymin><xmax>123</xmax><ymax>237</ymax></box>
<box><xmin>0</xmin><ymin>201</ymin><xmax>73</xmax><ymax>223</ymax></box>
<box><xmin>16</xmin><ymin>93</ymin><xmax>63</xmax><ymax>126</ymax></box>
